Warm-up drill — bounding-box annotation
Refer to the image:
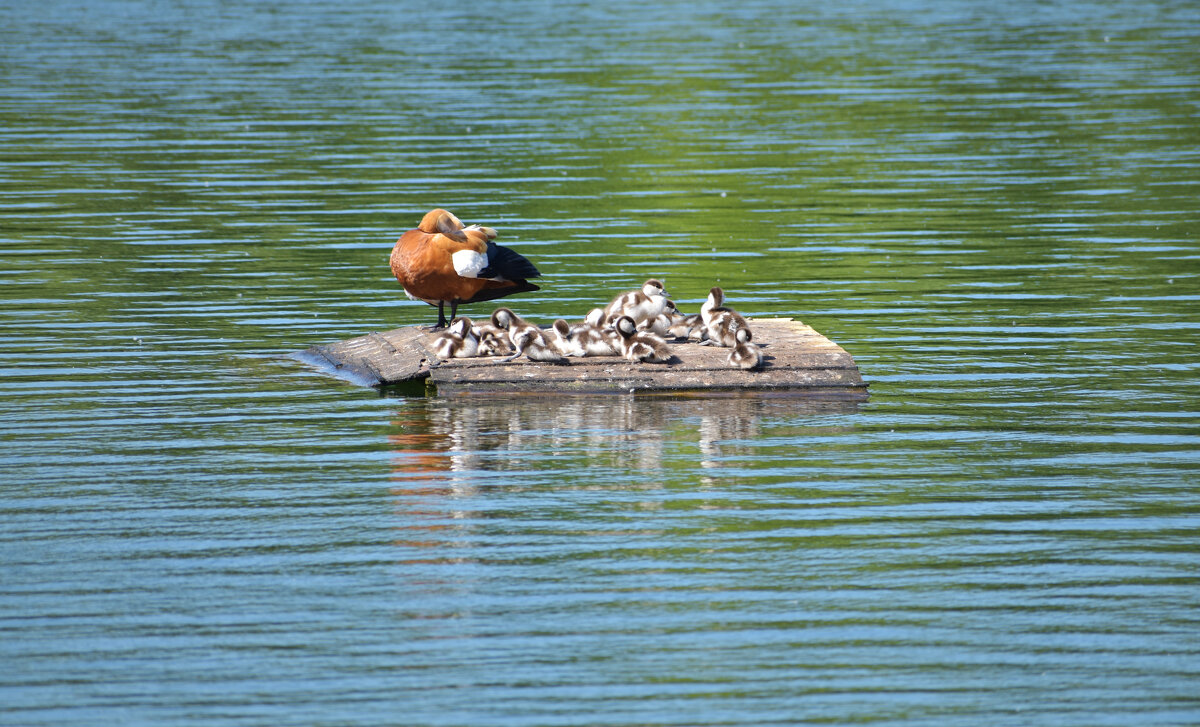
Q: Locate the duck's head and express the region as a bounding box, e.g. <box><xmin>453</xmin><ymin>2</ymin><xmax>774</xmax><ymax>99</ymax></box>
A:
<box><xmin>643</xmin><ymin>279</ymin><xmax>667</xmax><ymax>298</ymax></box>
<box><xmin>419</xmin><ymin>208</ymin><xmax>467</xmax><ymax>242</ymax></box>
<box><xmin>707</xmin><ymin>287</ymin><xmax>725</xmax><ymax>306</ymax></box>
<box><xmin>449</xmin><ymin>317</ymin><xmax>472</xmax><ymax>336</ymax></box>
<box><xmin>736</xmin><ymin>327</ymin><xmax>752</xmax><ymax>344</ymax></box>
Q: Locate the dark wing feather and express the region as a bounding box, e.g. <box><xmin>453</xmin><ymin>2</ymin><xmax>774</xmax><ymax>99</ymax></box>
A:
<box><xmin>461</xmin><ymin>280</ymin><xmax>540</xmax><ymax>304</ymax></box>
<box><xmin>478</xmin><ymin>242</ymin><xmax>540</xmax><ymax>281</ymax></box>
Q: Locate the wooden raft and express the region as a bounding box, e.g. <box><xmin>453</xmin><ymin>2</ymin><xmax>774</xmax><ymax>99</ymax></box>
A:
<box><xmin>297</xmin><ymin>319</ymin><xmax>867</xmax><ymax>398</ymax></box>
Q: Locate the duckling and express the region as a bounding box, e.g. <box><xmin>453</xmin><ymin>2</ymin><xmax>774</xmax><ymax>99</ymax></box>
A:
<box><xmin>602</xmin><ymin>279</ymin><xmax>668</xmax><ymax>327</ymax></box>
<box><xmin>613</xmin><ymin>315</ymin><xmax>673</xmax><ymax>364</ymax></box>
<box><xmin>430</xmin><ymin>316</ymin><xmax>480</xmax><ymax>359</ymax></box>
<box><xmin>699</xmin><ymin>286</ymin><xmax>750</xmax><ymax>347</ymax></box>
<box><xmin>390</xmin><ymin>208</ymin><xmax>541</xmax><ymax>329</ymax></box>
<box><xmin>565</xmin><ymin>308</ymin><xmax>621</xmax><ymax>356</ymax></box>
<box><xmin>471</xmin><ymin>321</ymin><xmax>513</xmax><ymax>357</ymax></box>
<box><xmin>639</xmin><ymin>298</ymin><xmax>675</xmax><ymax>337</ymax></box>
<box><xmin>668</xmin><ymin>309</ymin><xmax>703</xmax><ymax>341</ymax></box>
<box><xmin>548</xmin><ymin>319</ymin><xmax>587</xmax><ymax>357</ymax></box>
<box><xmin>728</xmin><ymin>327</ymin><xmax>763</xmax><ymax>370</ymax></box>
<box><xmin>491</xmin><ymin>307</ymin><xmax>569</xmax><ymax>364</ymax></box>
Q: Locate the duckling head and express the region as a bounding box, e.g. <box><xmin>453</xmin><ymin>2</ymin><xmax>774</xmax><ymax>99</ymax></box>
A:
<box><xmin>614</xmin><ymin>315</ymin><xmax>638</xmax><ymax>338</ymax></box>
<box><xmin>449</xmin><ymin>317</ymin><xmax>473</xmax><ymax>337</ymax></box>
<box><xmin>707</xmin><ymin>287</ymin><xmax>725</xmax><ymax>307</ymax></box>
<box><xmin>643</xmin><ymin>279</ymin><xmax>667</xmax><ymax>298</ymax></box>
<box><xmin>585</xmin><ymin>307</ymin><xmax>606</xmax><ymax>327</ymax></box>
<box><xmin>735</xmin><ymin>327</ymin><xmax>752</xmax><ymax>344</ymax></box>
<box><xmin>491</xmin><ymin>307</ymin><xmax>516</xmax><ymax>330</ymax></box>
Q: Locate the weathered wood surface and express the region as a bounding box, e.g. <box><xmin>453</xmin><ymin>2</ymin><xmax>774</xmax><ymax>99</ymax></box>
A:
<box><xmin>297</xmin><ymin>318</ymin><xmax>867</xmax><ymax>398</ymax></box>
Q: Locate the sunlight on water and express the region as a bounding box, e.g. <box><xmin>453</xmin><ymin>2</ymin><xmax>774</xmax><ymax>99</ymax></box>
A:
<box><xmin>2</xmin><ymin>0</ymin><xmax>1199</xmax><ymax>724</ymax></box>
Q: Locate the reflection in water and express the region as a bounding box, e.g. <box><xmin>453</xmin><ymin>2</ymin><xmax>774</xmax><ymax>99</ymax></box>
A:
<box><xmin>387</xmin><ymin>395</ymin><xmax>858</xmax><ymax>552</ymax></box>
<box><xmin>390</xmin><ymin>396</ymin><xmax>858</xmax><ymax>477</ymax></box>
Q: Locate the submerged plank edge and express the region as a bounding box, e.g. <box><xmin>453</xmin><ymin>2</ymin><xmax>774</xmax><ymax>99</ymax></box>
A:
<box><xmin>297</xmin><ymin>318</ymin><xmax>867</xmax><ymax>398</ymax></box>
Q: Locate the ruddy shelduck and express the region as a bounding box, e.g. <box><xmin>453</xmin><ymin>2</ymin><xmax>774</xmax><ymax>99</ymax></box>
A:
<box><xmin>391</xmin><ymin>208</ymin><xmax>540</xmax><ymax>328</ymax></box>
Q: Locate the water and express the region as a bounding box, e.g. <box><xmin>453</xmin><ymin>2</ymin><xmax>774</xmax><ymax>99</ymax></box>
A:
<box><xmin>3</xmin><ymin>0</ymin><xmax>1199</xmax><ymax>724</ymax></box>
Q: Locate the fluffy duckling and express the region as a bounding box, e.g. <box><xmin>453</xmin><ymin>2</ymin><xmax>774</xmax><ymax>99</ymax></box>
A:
<box><xmin>613</xmin><ymin>315</ymin><xmax>673</xmax><ymax>364</ymax></box>
<box><xmin>668</xmin><ymin>309</ymin><xmax>703</xmax><ymax>341</ymax></box>
<box><xmin>430</xmin><ymin>316</ymin><xmax>480</xmax><ymax>359</ymax></box>
<box><xmin>548</xmin><ymin>319</ymin><xmax>587</xmax><ymax>357</ymax></box>
<box><xmin>472</xmin><ymin>321</ymin><xmax>512</xmax><ymax>357</ymax></box>
<box><xmin>654</xmin><ymin>299</ymin><xmax>701</xmax><ymax>341</ymax></box>
<box><xmin>602</xmin><ymin>279</ymin><xmax>668</xmax><ymax>327</ymax></box>
<box><xmin>728</xmin><ymin>327</ymin><xmax>763</xmax><ymax>370</ymax></box>
<box><xmin>699</xmin><ymin>286</ymin><xmax>750</xmax><ymax>347</ymax></box>
<box><xmin>564</xmin><ymin>308</ymin><xmax>621</xmax><ymax>356</ymax></box>
<box><xmin>639</xmin><ymin>298</ymin><xmax>676</xmax><ymax>337</ymax></box>
<box><xmin>491</xmin><ymin>307</ymin><xmax>569</xmax><ymax>364</ymax></box>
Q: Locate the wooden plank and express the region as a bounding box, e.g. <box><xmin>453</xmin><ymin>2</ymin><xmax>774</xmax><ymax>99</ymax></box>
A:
<box><xmin>295</xmin><ymin>328</ymin><xmax>434</xmax><ymax>388</ymax></box>
<box><xmin>296</xmin><ymin>318</ymin><xmax>867</xmax><ymax>398</ymax></box>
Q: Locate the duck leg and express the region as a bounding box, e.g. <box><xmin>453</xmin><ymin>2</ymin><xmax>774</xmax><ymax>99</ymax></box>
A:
<box><xmin>434</xmin><ymin>301</ymin><xmax>449</xmax><ymax>330</ymax></box>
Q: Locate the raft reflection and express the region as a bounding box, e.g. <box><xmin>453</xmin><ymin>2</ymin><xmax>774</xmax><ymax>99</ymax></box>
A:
<box><xmin>386</xmin><ymin>395</ymin><xmax>858</xmax><ymax>562</ymax></box>
<box><xmin>388</xmin><ymin>395</ymin><xmax>859</xmax><ymax>485</ymax></box>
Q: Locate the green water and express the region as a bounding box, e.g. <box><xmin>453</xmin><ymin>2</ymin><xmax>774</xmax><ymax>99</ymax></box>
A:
<box><xmin>2</xmin><ymin>1</ymin><xmax>1199</xmax><ymax>725</ymax></box>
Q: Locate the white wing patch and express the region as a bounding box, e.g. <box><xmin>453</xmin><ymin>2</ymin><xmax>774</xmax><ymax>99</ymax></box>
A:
<box><xmin>452</xmin><ymin>249</ymin><xmax>488</xmax><ymax>278</ymax></box>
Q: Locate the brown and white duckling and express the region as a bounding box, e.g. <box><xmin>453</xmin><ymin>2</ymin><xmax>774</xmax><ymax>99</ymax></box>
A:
<box><xmin>491</xmin><ymin>307</ymin><xmax>569</xmax><ymax>364</ymax></box>
<box><xmin>658</xmin><ymin>299</ymin><xmax>702</xmax><ymax>341</ymax></box>
<box><xmin>668</xmin><ymin>310</ymin><xmax>703</xmax><ymax>341</ymax></box>
<box><xmin>564</xmin><ymin>308</ymin><xmax>621</xmax><ymax>356</ymax></box>
<box><xmin>639</xmin><ymin>298</ymin><xmax>676</xmax><ymax>337</ymax></box>
<box><xmin>430</xmin><ymin>316</ymin><xmax>479</xmax><ymax>359</ymax></box>
<box><xmin>699</xmin><ymin>286</ymin><xmax>750</xmax><ymax>347</ymax></box>
<box><xmin>728</xmin><ymin>327</ymin><xmax>763</xmax><ymax>370</ymax></box>
<box><xmin>472</xmin><ymin>321</ymin><xmax>513</xmax><ymax>356</ymax></box>
<box><xmin>602</xmin><ymin>279</ymin><xmax>668</xmax><ymax>327</ymax></box>
<box><xmin>613</xmin><ymin>315</ymin><xmax>673</xmax><ymax>364</ymax></box>
<box><xmin>548</xmin><ymin>319</ymin><xmax>587</xmax><ymax>357</ymax></box>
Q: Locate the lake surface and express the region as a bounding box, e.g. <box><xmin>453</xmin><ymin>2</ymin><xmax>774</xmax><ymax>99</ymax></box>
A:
<box><xmin>2</xmin><ymin>0</ymin><xmax>1199</xmax><ymax>724</ymax></box>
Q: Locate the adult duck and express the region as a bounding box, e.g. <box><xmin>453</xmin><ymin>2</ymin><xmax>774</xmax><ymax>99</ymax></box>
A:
<box><xmin>390</xmin><ymin>208</ymin><xmax>540</xmax><ymax>328</ymax></box>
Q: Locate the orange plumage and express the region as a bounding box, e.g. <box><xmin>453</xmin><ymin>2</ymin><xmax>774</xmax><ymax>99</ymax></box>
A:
<box><xmin>390</xmin><ymin>209</ymin><xmax>540</xmax><ymax>328</ymax></box>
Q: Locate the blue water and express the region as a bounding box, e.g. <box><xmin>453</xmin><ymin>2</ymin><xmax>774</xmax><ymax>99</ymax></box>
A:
<box><xmin>2</xmin><ymin>0</ymin><xmax>1199</xmax><ymax>724</ymax></box>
